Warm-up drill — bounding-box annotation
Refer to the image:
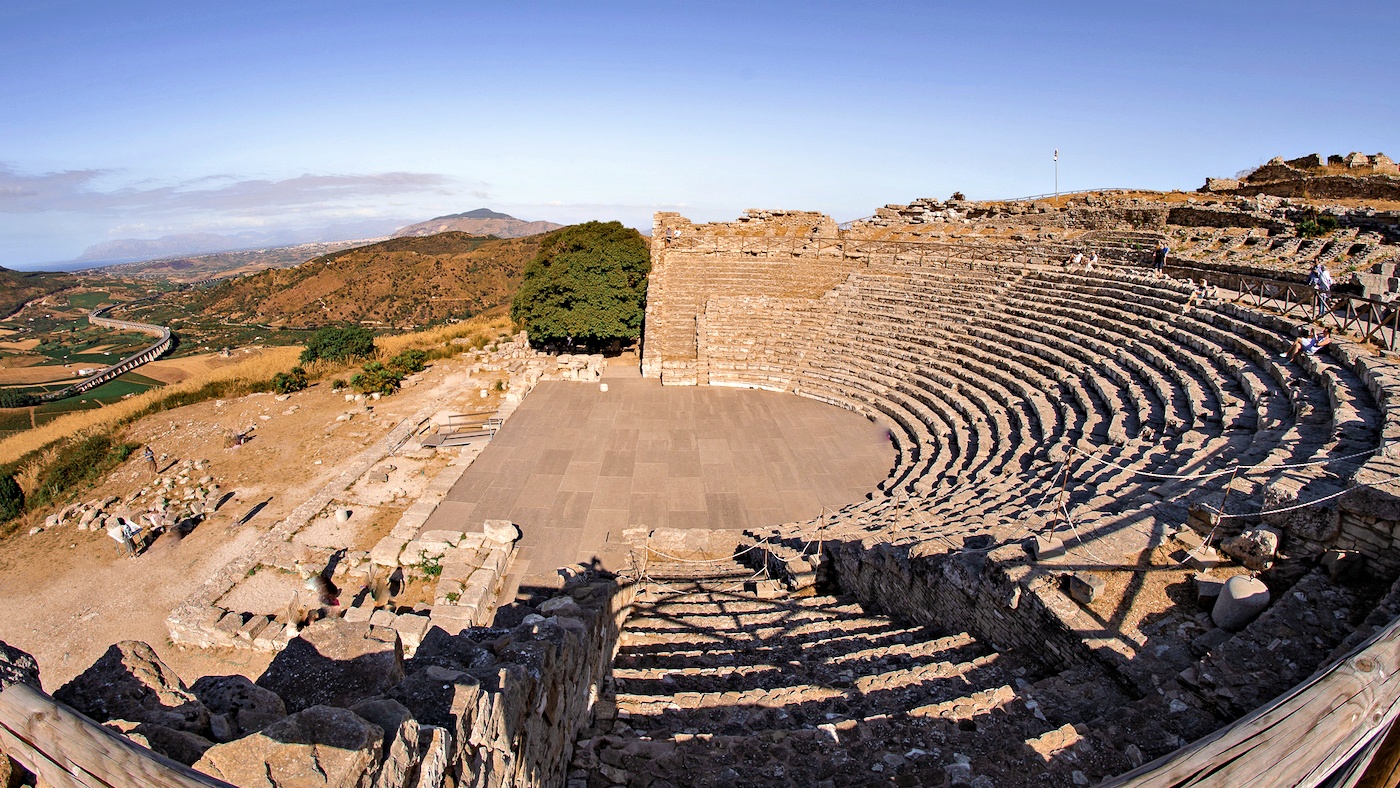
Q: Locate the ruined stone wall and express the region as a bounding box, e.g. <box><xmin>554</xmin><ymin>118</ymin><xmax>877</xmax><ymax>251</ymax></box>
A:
<box><xmin>643</xmin><ymin>212</ymin><xmax>857</xmax><ymax>385</ymax></box>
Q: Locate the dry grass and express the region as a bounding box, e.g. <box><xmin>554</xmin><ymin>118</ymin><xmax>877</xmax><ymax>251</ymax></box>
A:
<box><xmin>375</xmin><ymin>311</ymin><xmax>514</xmax><ymax>357</ymax></box>
<box><xmin>0</xmin><ymin>346</ymin><xmax>300</xmax><ymax>466</ymax></box>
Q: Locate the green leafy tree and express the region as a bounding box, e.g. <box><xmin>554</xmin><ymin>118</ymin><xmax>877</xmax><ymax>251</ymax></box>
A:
<box><xmin>510</xmin><ymin>221</ymin><xmax>650</xmax><ymax>345</ymax></box>
<box><xmin>0</xmin><ymin>474</ymin><xmax>23</xmax><ymax>522</ymax></box>
<box><xmin>299</xmin><ymin>326</ymin><xmax>376</xmax><ymax>364</ymax></box>
<box><xmin>0</xmin><ymin>391</ymin><xmax>38</xmax><ymax>409</ymax></box>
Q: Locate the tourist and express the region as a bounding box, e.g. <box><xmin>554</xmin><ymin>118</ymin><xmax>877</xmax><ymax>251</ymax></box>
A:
<box><xmin>1283</xmin><ymin>327</ymin><xmax>1331</xmax><ymax>361</ymax></box>
<box><xmin>1307</xmin><ymin>261</ymin><xmax>1334</xmax><ymax>312</ymax></box>
<box><xmin>1068</xmin><ymin>251</ymin><xmax>1084</xmax><ymax>269</ymax></box>
<box><xmin>1086</xmin><ymin>252</ymin><xmax>1098</xmax><ymax>271</ymax></box>
<box><xmin>1153</xmin><ymin>243</ymin><xmax>1170</xmax><ymax>274</ymax></box>
<box><xmin>143</xmin><ymin>445</ymin><xmax>156</xmax><ymax>475</ymax></box>
<box><xmin>106</xmin><ymin>519</ymin><xmax>133</xmax><ymax>556</ymax></box>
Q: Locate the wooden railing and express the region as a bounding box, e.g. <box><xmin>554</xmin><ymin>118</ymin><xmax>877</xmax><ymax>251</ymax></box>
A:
<box><xmin>0</xmin><ymin>682</ymin><xmax>233</xmax><ymax>787</ymax></box>
<box><xmin>1111</xmin><ymin>614</ymin><xmax>1400</xmax><ymax>786</ymax></box>
<box><xmin>1169</xmin><ymin>264</ymin><xmax>1400</xmax><ymax>352</ymax></box>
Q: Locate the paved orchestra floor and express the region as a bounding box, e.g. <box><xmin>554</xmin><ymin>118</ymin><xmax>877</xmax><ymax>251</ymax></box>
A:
<box><xmin>419</xmin><ymin>361</ymin><xmax>894</xmax><ymax>586</ymax></box>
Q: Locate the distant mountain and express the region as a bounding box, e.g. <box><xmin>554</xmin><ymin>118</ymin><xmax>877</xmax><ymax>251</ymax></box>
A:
<box><xmin>74</xmin><ymin>218</ymin><xmax>412</xmax><ymax>265</ymax></box>
<box><xmin>176</xmin><ymin>231</ymin><xmax>557</xmax><ymax>328</ymax></box>
<box><xmin>92</xmin><ymin>239</ymin><xmax>386</xmax><ymax>284</ymax></box>
<box><xmin>393</xmin><ymin>210</ymin><xmax>562</xmax><ymax>239</ymax></box>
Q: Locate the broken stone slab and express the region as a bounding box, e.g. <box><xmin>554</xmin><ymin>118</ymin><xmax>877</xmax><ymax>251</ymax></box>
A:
<box><xmin>1066</xmin><ymin>572</ymin><xmax>1105</xmax><ymax>605</ymax></box>
<box><xmin>403</xmin><ymin>540</ymin><xmax>452</xmax><ymax>562</ymax></box>
<box><xmin>1029</xmin><ymin>536</ymin><xmax>1066</xmax><ymax>561</ymax></box>
<box><xmin>1186</xmin><ymin>546</ymin><xmax>1228</xmax><ymax>571</ymax></box>
<box><xmin>193</xmin><ymin>705</ymin><xmax>384</xmax><ymax>788</ymax></box>
<box><xmin>1220</xmin><ymin>527</ymin><xmax>1281</xmax><ymax>571</ymax></box>
<box><xmin>256</xmin><ymin>620</ymin><xmax>405</xmax><ymax>713</ymax></box>
<box><xmin>482</xmin><ymin>519</ymin><xmax>520</xmax><ymax>543</ymax></box>
<box><xmin>538</xmin><ymin>596</ymin><xmax>584</xmax><ymax>617</ymax></box>
<box><xmin>1212</xmin><ymin>575</ymin><xmax>1271</xmax><ymax>632</ymax></box>
<box><xmin>54</xmin><ymin>641</ymin><xmax>211</xmax><ymax>735</ymax></box>
<box><xmin>106</xmin><ymin>719</ymin><xmax>214</xmax><ymax>766</ymax></box>
<box><xmin>369</xmin><ymin>609</ymin><xmax>397</xmax><ymax>629</ymax></box>
<box><xmin>418</xmin><ymin>530</ymin><xmax>465</xmax><ymax>547</ymax></box>
<box><xmin>390</xmin><ymin>614</ymin><xmax>431</xmax><ymax>657</ymax></box>
<box><xmin>428</xmin><ymin>604</ymin><xmax>479</xmax><ymax>636</ymax></box>
<box><xmin>343</xmin><ymin>605</ymin><xmax>373</xmax><ymax>624</ymax></box>
<box><xmin>1025</xmin><ymin>723</ymin><xmax>1082</xmax><ymax>763</ymax></box>
<box><xmin>370</xmin><ymin>537</ymin><xmax>408</xmax><ymax>567</ymax></box>
<box><xmin>1194</xmin><ymin>573</ymin><xmax>1226</xmax><ymax>612</ymax></box>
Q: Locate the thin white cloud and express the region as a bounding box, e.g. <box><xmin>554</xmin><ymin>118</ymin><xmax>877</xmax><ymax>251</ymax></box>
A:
<box><xmin>0</xmin><ymin>164</ymin><xmax>472</xmax><ymax>216</ymax></box>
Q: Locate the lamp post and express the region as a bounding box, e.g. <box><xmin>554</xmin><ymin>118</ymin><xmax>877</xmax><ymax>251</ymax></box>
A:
<box><xmin>1054</xmin><ymin>149</ymin><xmax>1059</xmax><ymax>197</ymax></box>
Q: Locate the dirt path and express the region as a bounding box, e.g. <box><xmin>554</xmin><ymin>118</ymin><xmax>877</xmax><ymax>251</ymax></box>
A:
<box><xmin>0</xmin><ymin>351</ymin><xmax>508</xmax><ymax>691</ymax></box>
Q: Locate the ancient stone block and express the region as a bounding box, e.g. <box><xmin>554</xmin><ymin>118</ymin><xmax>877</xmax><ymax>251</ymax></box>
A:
<box><xmin>391</xmin><ymin>613</ymin><xmax>431</xmax><ymax>656</ymax></box>
<box><xmin>419</xmin><ymin>530</ymin><xmax>465</xmax><ymax>547</ymax></box>
<box><xmin>256</xmin><ymin>620</ymin><xmax>405</xmax><ymax>713</ymax></box>
<box><xmin>190</xmin><ymin>674</ymin><xmax>287</xmax><ymax>736</ymax></box>
<box><xmin>55</xmin><ymin>641</ymin><xmax>211</xmax><ymax>735</ymax></box>
<box><xmin>370</xmin><ymin>537</ymin><xmax>408</xmax><ymax>567</ymax></box>
<box><xmin>1030</xmin><ymin>536</ymin><xmax>1065</xmax><ymax>561</ymax></box>
<box><xmin>1194</xmin><ymin>573</ymin><xmax>1226</xmax><ymax>612</ymax></box>
<box><xmin>1025</xmin><ymin>723</ymin><xmax>1082</xmax><ymax>762</ymax></box>
<box><xmin>350</xmin><ymin>698</ymin><xmax>420</xmax><ymax>788</ymax></box>
<box><xmin>193</xmin><ymin>705</ymin><xmax>384</xmax><ymax>788</ymax></box>
<box><xmin>1066</xmin><ymin>573</ymin><xmax>1105</xmax><ymax>605</ymax></box>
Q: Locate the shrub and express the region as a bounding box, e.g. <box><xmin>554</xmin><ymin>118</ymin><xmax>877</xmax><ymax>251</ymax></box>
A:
<box><xmin>389</xmin><ymin>349</ymin><xmax>427</xmax><ymax>374</ymax></box>
<box><xmin>30</xmin><ymin>433</ymin><xmax>137</xmax><ymax>510</ymax></box>
<box><xmin>351</xmin><ymin>362</ymin><xmax>404</xmax><ymax>395</ymax></box>
<box><xmin>299</xmin><ymin>326</ymin><xmax>376</xmax><ymax>364</ymax></box>
<box><xmin>0</xmin><ymin>391</ymin><xmax>38</xmax><ymax>409</ymax></box>
<box><xmin>271</xmin><ymin>366</ymin><xmax>309</xmax><ymax>394</ymax></box>
<box><xmin>330</xmin><ymin>378</ymin><xmax>348</xmax><ymax>390</ymax></box>
<box><xmin>510</xmin><ymin>221</ymin><xmax>651</xmax><ymax>346</ymax></box>
<box><xmin>0</xmin><ymin>474</ymin><xmax>22</xmax><ymax>522</ymax></box>
<box><xmin>1296</xmin><ymin>214</ymin><xmax>1339</xmax><ymax>239</ymax></box>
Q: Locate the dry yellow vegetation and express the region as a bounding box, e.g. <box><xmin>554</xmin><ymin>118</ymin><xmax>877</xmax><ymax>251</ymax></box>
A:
<box><xmin>0</xmin><ymin>346</ymin><xmax>300</xmax><ymax>465</ymax></box>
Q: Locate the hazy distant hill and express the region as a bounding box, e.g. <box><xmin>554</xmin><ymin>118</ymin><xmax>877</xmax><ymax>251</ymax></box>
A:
<box><xmin>0</xmin><ymin>267</ymin><xmax>74</xmax><ymax>318</ymax></box>
<box><xmin>394</xmin><ymin>209</ymin><xmax>562</xmax><ymax>239</ymax></box>
<box><xmin>92</xmin><ymin>239</ymin><xmax>384</xmax><ymax>284</ymax></box>
<box><xmin>182</xmin><ymin>231</ymin><xmax>553</xmax><ymax>328</ymax></box>
<box><xmin>73</xmin><ymin>218</ymin><xmax>410</xmax><ymax>265</ymax></box>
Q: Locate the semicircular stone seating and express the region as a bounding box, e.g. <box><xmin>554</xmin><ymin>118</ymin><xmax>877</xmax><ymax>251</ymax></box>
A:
<box><xmin>581</xmin><ymin>230</ymin><xmax>1400</xmax><ymax>786</ymax></box>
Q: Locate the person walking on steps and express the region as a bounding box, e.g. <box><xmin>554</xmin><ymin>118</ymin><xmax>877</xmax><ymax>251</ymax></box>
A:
<box><xmin>1153</xmin><ymin>243</ymin><xmax>1170</xmax><ymax>274</ymax></box>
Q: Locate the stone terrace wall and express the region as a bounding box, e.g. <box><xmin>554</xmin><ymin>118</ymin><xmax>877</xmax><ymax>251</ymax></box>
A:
<box><xmin>644</xmin><ymin>212</ymin><xmax>858</xmax><ymax>384</ymax></box>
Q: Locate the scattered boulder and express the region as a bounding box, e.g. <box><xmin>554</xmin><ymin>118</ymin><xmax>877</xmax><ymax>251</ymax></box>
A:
<box><xmin>349</xmin><ymin>699</ymin><xmax>420</xmax><ymax>788</ymax></box>
<box><xmin>105</xmin><ymin>719</ymin><xmax>214</xmax><ymax>766</ymax></box>
<box><xmin>1212</xmin><ymin>575</ymin><xmax>1271</xmax><ymax>632</ymax></box>
<box><xmin>54</xmin><ymin>641</ymin><xmax>210</xmax><ymax>735</ymax></box>
<box><xmin>482</xmin><ymin>519</ymin><xmax>519</xmax><ymax>543</ymax></box>
<box><xmin>256</xmin><ymin>620</ymin><xmax>404</xmax><ymax>713</ymax></box>
<box><xmin>193</xmin><ymin>705</ymin><xmax>384</xmax><ymax>788</ymax></box>
<box><xmin>1066</xmin><ymin>573</ymin><xmax>1105</xmax><ymax>605</ymax></box>
<box><xmin>1220</xmin><ymin>527</ymin><xmax>1281</xmax><ymax>571</ymax></box>
<box><xmin>191</xmin><ymin>675</ymin><xmax>288</xmax><ymax>735</ymax></box>
<box><xmin>1323</xmin><ymin>549</ymin><xmax>1367</xmax><ymax>584</ymax></box>
<box><xmin>0</xmin><ymin>640</ymin><xmax>40</xmax><ymax>691</ymax></box>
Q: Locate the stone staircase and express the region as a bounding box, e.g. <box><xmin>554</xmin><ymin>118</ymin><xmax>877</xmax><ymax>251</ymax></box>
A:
<box><xmin>569</xmin><ymin>562</ymin><xmax>1109</xmax><ymax>788</ymax></box>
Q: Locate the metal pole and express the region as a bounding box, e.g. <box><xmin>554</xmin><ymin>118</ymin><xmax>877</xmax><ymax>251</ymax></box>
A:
<box><xmin>1054</xmin><ymin>149</ymin><xmax>1059</xmax><ymax>197</ymax></box>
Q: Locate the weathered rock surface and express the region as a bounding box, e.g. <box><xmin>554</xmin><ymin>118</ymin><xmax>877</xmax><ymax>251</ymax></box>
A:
<box><xmin>193</xmin><ymin>705</ymin><xmax>384</xmax><ymax>788</ymax></box>
<box><xmin>257</xmin><ymin>620</ymin><xmax>404</xmax><ymax>713</ymax></box>
<box><xmin>1221</xmin><ymin>527</ymin><xmax>1281</xmax><ymax>571</ymax></box>
<box><xmin>105</xmin><ymin>719</ymin><xmax>214</xmax><ymax>765</ymax></box>
<box><xmin>54</xmin><ymin>641</ymin><xmax>210</xmax><ymax>734</ymax></box>
<box><xmin>191</xmin><ymin>674</ymin><xmax>288</xmax><ymax>735</ymax></box>
<box><xmin>349</xmin><ymin>699</ymin><xmax>420</xmax><ymax>788</ymax></box>
<box><xmin>0</xmin><ymin>640</ymin><xmax>39</xmax><ymax>691</ymax></box>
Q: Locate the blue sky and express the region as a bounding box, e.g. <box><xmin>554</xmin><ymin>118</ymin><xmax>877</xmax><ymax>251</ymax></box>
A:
<box><xmin>2</xmin><ymin>1</ymin><xmax>1397</xmax><ymax>268</ymax></box>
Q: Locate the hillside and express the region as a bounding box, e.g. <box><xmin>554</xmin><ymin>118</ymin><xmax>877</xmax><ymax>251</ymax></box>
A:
<box><xmin>90</xmin><ymin>239</ymin><xmax>384</xmax><ymax>284</ymax></box>
<box><xmin>0</xmin><ymin>267</ymin><xmax>75</xmax><ymax>319</ymax></box>
<box><xmin>394</xmin><ymin>209</ymin><xmax>562</xmax><ymax>239</ymax></box>
<box><xmin>175</xmin><ymin>231</ymin><xmax>549</xmax><ymax>328</ymax></box>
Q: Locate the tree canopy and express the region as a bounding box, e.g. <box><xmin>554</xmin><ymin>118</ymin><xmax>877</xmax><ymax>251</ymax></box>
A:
<box><xmin>299</xmin><ymin>325</ymin><xmax>376</xmax><ymax>364</ymax></box>
<box><xmin>510</xmin><ymin>222</ymin><xmax>650</xmax><ymax>346</ymax></box>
